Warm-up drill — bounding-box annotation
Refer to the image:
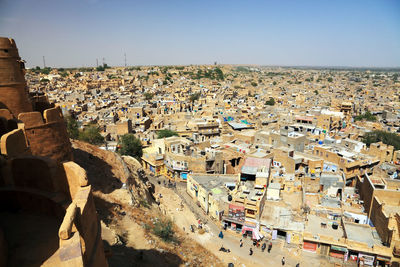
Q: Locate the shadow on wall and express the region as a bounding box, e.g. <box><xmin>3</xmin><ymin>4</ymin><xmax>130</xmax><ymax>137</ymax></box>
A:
<box><xmin>72</xmin><ymin>147</ymin><xmax>122</xmax><ymax>194</ymax></box>
<box><xmin>104</xmin><ymin>241</ymin><xmax>183</xmax><ymax>267</ymax></box>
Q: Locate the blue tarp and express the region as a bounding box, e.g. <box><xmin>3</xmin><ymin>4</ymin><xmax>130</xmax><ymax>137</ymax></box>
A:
<box><xmin>240</xmin><ymin>120</ymin><xmax>251</xmax><ymax>125</ymax></box>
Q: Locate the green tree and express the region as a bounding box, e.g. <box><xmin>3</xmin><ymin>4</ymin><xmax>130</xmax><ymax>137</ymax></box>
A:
<box><xmin>363</xmin><ymin>130</ymin><xmax>400</xmax><ymax>150</ymax></box>
<box><xmin>354</xmin><ymin>111</ymin><xmax>376</xmax><ymax>122</ymax></box>
<box><xmin>153</xmin><ymin>218</ymin><xmax>175</xmax><ymax>243</ymax></box>
<box><xmin>117</xmin><ymin>134</ymin><xmax>143</xmax><ymax>160</ymax></box>
<box><xmin>144</xmin><ymin>92</ymin><xmax>154</xmax><ymax>100</ymax></box>
<box><xmin>214</xmin><ymin>67</ymin><xmax>224</xmax><ymax>80</ymax></box>
<box><xmin>96</xmin><ymin>63</ymin><xmax>109</xmax><ymax>72</ymax></box>
<box><xmin>65</xmin><ymin>115</ymin><xmax>79</xmax><ymax>139</ymax></box>
<box><xmin>79</xmin><ymin>126</ymin><xmax>104</xmax><ymax>145</ymax></box>
<box><xmin>40</xmin><ymin>78</ymin><xmax>50</xmax><ymax>84</ymax></box>
<box><xmin>265</xmin><ymin>97</ymin><xmax>275</xmax><ymax>106</ymax></box>
<box><xmin>60</xmin><ymin>72</ymin><xmax>69</xmax><ymax>78</ymax></box>
<box><xmin>41</xmin><ymin>67</ymin><xmax>51</xmax><ymax>75</ymax></box>
<box><xmin>251</xmin><ymin>82</ymin><xmax>258</xmax><ymax>87</ymax></box>
<box><xmin>327</xmin><ymin>77</ymin><xmax>333</xmax><ymax>82</ymax></box>
<box><xmin>189</xmin><ymin>92</ymin><xmax>201</xmax><ymax>102</ymax></box>
<box><xmin>314</xmin><ymin>90</ymin><xmax>319</xmax><ymax>95</ymax></box>
<box><xmin>157</xmin><ymin>129</ymin><xmax>179</xmax><ymax>138</ymax></box>
<box><xmin>273</xmin><ymin>81</ymin><xmax>277</xmax><ymax>86</ymax></box>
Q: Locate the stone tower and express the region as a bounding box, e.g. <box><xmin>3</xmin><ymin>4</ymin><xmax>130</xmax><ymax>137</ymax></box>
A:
<box><xmin>0</xmin><ymin>37</ymin><xmax>32</xmax><ymax>117</ymax></box>
<box><xmin>0</xmin><ymin>37</ymin><xmax>108</xmax><ymax>267</ymax></box>
<box><xmin>0</xmin><ymin>37</ymin><xmax>72</xmax><ymax>162</ymax></box>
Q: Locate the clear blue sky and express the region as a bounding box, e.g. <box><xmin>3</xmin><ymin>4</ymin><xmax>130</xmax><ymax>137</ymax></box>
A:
<box><xmin>0</xmin><ymin>0</ymin><xmax>399</xmax><ymax>68</ymax></box>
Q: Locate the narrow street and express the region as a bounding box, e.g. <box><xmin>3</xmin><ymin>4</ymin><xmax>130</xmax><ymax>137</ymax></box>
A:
<box><xmin>149</xmin><ymin>174</ymin><xmax>331</xmax><ymax>267</ymax></box>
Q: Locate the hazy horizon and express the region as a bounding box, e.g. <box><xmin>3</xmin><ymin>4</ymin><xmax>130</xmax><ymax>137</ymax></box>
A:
<box><xmin>1</xmin><ymin>0</ymin><xmax>399</xmax><ymax>68</ymax></box>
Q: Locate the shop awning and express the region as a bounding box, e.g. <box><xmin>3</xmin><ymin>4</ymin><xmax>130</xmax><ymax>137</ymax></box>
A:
<box><xmin>376</xmin><ymin>255</ymin><xmax>391</xmax><ymax>262</ymax></box>
<box><xmin>331</xmin><ymin>245</ymin><xmax>348</xmax><ymax>252</ymax></box>
<box><xmin>222</xmin><ymin>216</ymin><xmax>244</xmax><ymax>225</ymax></box>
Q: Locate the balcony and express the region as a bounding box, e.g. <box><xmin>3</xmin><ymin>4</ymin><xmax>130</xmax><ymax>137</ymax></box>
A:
<box><xmin>199</xmin><ymin>129</ymin><xmax>220</xmax><ymax>135</ymax></box>
<box><xmin>164</xmin><ymin>160</ymin><xmax>188</xmax><ymax>171</ymax></box>
<box><xmin>197</xmin><ymin>122</ymin><xmax>219</xmax><ymax>128</ymax></box>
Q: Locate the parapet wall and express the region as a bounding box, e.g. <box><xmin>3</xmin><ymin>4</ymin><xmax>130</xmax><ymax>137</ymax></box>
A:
<box><xmin>0</xmin><ymin>154</ymin><xmax>108</xmax><ymax>267</ymax></box>
<box><xmin>18</xmin><ymin>106</ymin><xmax>73</xmax><ymax>162</ymax></box>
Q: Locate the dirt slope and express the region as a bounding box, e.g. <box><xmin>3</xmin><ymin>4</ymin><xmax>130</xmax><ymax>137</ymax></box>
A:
<box><xmin>71</xmin><ymin>140</ymin><xmax>223</xmax><ymax>267</ymax></box>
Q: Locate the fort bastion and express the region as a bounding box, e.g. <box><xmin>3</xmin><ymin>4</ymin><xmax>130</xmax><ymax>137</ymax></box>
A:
<box><xmin>0</xmin><ymin>37</ymin><xmax>108</xmax><ymax>267</ymax></box>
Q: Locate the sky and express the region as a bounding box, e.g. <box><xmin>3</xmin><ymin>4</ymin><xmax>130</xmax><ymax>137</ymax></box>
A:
<box><xmin>0</xmin><ymin>0</ymin><xmax>399</xmax><ymax>68</ymax></box>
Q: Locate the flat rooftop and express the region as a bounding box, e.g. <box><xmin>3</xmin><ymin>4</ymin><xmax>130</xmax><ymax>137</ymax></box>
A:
<box><xmin>190</xmin><ymin>174</ymin><xmax>238</xmax><ymax>191</ymax></box>
<box><xmin>344</xmin><ymin>223</ymin><xmax>382</xmax><ymax>247</ymax></box>
<box><xmin>305</xmin><ymin>214</ymin><xmax>344</xmax><ymax>241</ymax></box>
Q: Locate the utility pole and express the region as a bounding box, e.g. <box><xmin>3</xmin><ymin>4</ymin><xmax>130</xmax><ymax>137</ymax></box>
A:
<box><xmin>96</xmin><ymin>58</ymin><xmax>98</xmax><ymax>67</ymax></box>
<box><xmin>124</xmin><ymin>53</ymin><xmax>127</xmax><ymax>67</ymax></box>
<box><xmin>42</xmin><ymin>56</ymin><xmax>46</xmax><ymax>68</ymax></box>
<box><xmin>102</xmin><ymin>57</ymin><xmax>105</xmax><ymax>66</ymax></box>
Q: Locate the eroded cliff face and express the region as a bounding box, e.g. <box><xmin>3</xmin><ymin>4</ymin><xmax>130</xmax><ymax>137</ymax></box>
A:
<box><xmin>71</xmin><ymin>140</ymin><xmax>155</xmax><ymax>207</ymax></box>
<box><xmin>121</xmin><ymin>155</ymin><xmax>155</xmax><ymax>207</ymax></box>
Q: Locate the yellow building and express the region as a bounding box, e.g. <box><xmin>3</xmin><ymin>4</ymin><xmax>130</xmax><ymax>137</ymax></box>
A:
<box><xmin>186</xmin><ymin>173</ymin><xmax>239</xmax><ymax>220</ymax></box>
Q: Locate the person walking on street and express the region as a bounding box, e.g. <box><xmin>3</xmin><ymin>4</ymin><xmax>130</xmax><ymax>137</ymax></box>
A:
<box><xmin>296</xmin><ymin>263</ymin><xmax>300</xmax><ymax>267</ymax></box>
<box><xmin>261</xmin><ymin>242</ymin><xmax>266</xmax><ymax>252</ymax></box>
<box><xmin>239</xmin><ymin>239</ymin><xmax>243</xmax><ymax>247</ymax></box>
<box><xmin>249</xmin><ymin>248</ymin><xmax>253</xmax><ymax>256</ymax></box>
<box><xmin>281</xmin><ymin>257</ymin><xmax>285</xmax><ymax>266</ymax></box>
<box><xmin>268</xmin><ymin>242</ymin><xmax>272</xmax><ymax>253</ymax></box>
<box><xmin>218</xmin><ymin>231</ymin><xmax>224</xmax><ymax>239</ymax></box>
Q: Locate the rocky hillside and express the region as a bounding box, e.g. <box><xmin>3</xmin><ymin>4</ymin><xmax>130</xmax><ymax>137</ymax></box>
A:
<box><xmin>71</xmin><ymin>140</ymin><xmax>155</xmax><ymax>207</ymax></box>
<box><xmin>71</xmin><ymin>140</ymin><xmax>223</xmax><ymax>267</ymax></box>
